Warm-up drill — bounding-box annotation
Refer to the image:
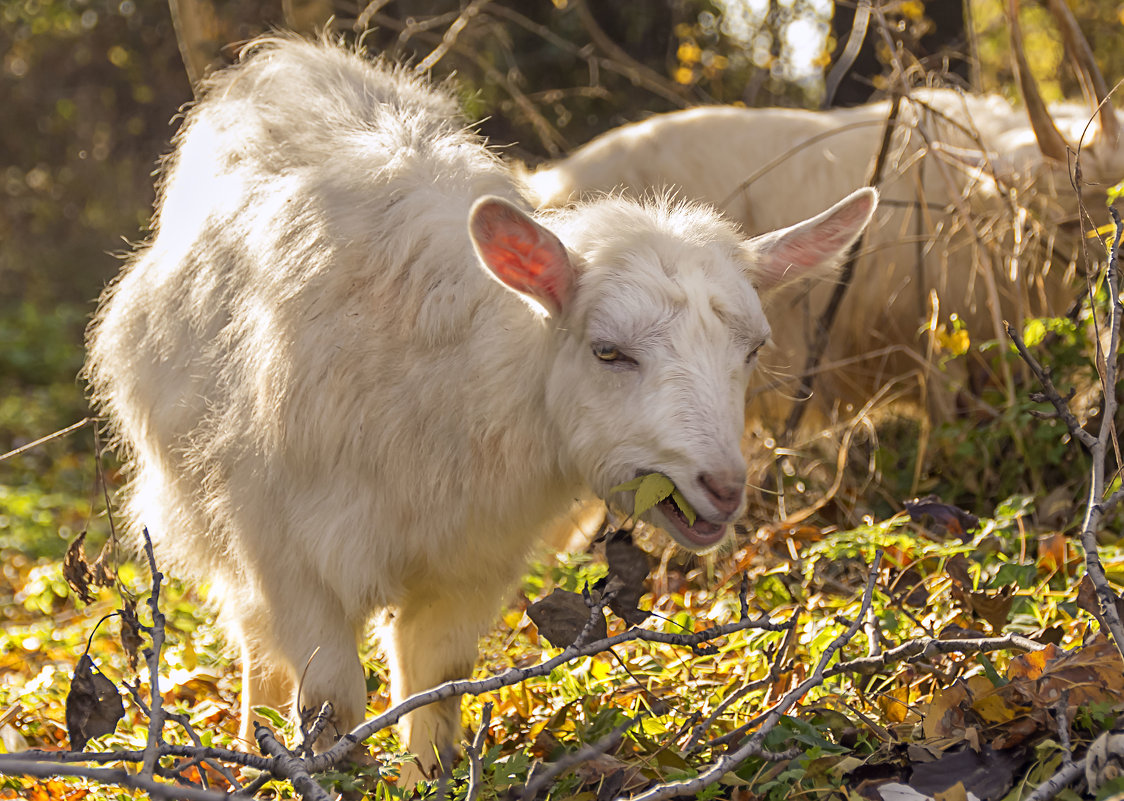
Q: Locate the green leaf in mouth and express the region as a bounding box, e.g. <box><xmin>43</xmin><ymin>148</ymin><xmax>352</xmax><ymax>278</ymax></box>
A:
<box><xmin>609</xmin><ymin>473</ymin><xmax>697</xmax><ymax>525</ymax></box>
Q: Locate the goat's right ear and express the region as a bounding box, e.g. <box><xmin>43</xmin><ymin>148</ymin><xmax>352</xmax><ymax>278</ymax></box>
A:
<box><xmin>469</xmin><ymin>196</ymin><xmax>575</xmax><ymax>317</ymax></box>
<box><xmin>742</xmin><ymin>188</ymin><xmax>878</xmax><ymax>293</ymax></box>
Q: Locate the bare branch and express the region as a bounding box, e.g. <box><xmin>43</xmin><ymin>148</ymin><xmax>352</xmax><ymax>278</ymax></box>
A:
<box><xmin>621</xmin><ymin>552</ymin><xmax>884</xmax><ymax>801</ymax></box>
<box><xmin>1024</xmin><ymin>758</ymin><xmax>1087</xmax><ymax>801</ymax></box>
<box><xmin>465</xmin><ymin>702</ymin><xmax>492</xmax><ymax>801</ymax></box>
<box><xmin>568</xmin><ymin>0</ymin><xmax>692</xmax><ymax>108</ymax></box>
<box><xmin>415</xmin><ymin>0</ymin><xmax>492</xmax><ymax>73</ymax></box>
<box><xmin>1003</xmin><ymin>321</ymin><xmax>1095</xmax><ymax>448</ymax></box>
<box><xmin>0</xmin><ymin>418</ymin><xmax>92</xmax><ymax>462</ymax></box>
<box><xmin>0</xmin><ymin>758</ymin><xmax>248</xmax><ymax>801</ymax></box>
<box><xmin>522</xmin><ymin>714</ymin><xmax>640</xmax><ymax>800</ymax></box>
<box><xmin>256</xmin><ymin>725</ymin><xmax>334</xmax><ymax>801</ymax></box>
<box><xmin>824</xmin><ymin>632</ymin><xmax>1045</xmax><ymax>678</ymax></box>
<box><xmin>311</xmin><ymin>608</ymin><xmax>788</xmax><ymax>771</ymax></box>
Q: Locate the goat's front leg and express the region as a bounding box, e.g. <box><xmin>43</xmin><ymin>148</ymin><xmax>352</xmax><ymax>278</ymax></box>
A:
<box><xmin>380</xmin><ymin>590</ymin><xmax>499</xmax><ymax>783</ymax></box>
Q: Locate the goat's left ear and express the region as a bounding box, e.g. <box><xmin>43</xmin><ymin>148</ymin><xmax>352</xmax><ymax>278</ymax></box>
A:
<box><xmin>742</xmin><ymin>188</ymin><xmax>878</xmax><ymax>293</ymax></box>
<box><xmin>469</xmin><ymin>196</ymin><xmax>576</xmax><ymax>317</ymax></box>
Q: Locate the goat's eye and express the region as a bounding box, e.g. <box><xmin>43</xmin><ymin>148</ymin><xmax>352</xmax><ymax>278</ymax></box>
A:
<box><xmin>592</xmin><ymin>343</ymin><xmax>635</xmax><ymax>366</ymax></box>
<box><xmin>746</xmin><ymin>343</ymin><xmax>764</xmax><ymax>364</ymax></box>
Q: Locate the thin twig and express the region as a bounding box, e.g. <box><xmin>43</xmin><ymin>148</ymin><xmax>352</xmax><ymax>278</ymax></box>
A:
<box><xmin>521</xmin><ymin>714</ymin><xmax>640</xmax><ymax>801</ymax></box>
<box><xmin>1024</xmin><ymin>758</ymin><xmax>1086</xmax><ymax>801</ymax></box>
<box><xmin>415</xmin><ymin>0</ymin><xmax>492</xmax><ymax>73</ymax></box>
<box><xmin>781</xmin><ymin>93</ymin><xmax>902</xmax><ymax>440</ymax></box>
<box><xmin>0</xmin><ymin>758</ymin><xmax>249</xmax><ymax>801</ymax></box>
<box><xmin>256</xmin><ymin>725</ymin><xmax>333</xmax><ymax>801</ymax></box>
<box><xmin>139</xmin><ymin>530</ymin><xmax>167</xmax><ymax>777</ymax></box>
<box><xmin>1005</xmin><ymin>322</ymin><xmax>1096</xmax><ymax>448</ymax></box>
<box><xmin>823</xmin><ymin>632</ymin><xmax>1045</xmax><ymax>678</ymax></box>
<box><xmin>682</xmin><ymin>616</ymin><xmax>798</xmax><ymax>755</ymax></box>
<box><xmin>466</xmin><ymin>702</ymin><xmax>492</xmax><ymax>801</ymax></box>
<box><xmin>621</xmin><ymin>552</ymin><xmax>884</xmax><ymax>801</ymax></box>
<box><xmin>568</xmin><ymin>0</ymin><xmax>692</xmax><ymax>107</ymax></box>
<box><xmin>1074</xmin><ymin>208</ymin><xmax>1124</xmax><ymax>660</ymax></box>
<box><xmin>0</xmin><ymin>418</ymin><xmax>92</xmax><ymax>461</ymax></box>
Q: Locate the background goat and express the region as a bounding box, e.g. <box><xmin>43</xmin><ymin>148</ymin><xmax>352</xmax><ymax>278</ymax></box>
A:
<box><xmin>83</xmin><ymin>37</ymin><xmax>875</xmax><ymax>778</ymax></box>
<box><xmin>528</xmin><ymin>1</ymin><xmax>1122</xmax><ymax>427</ymax></box>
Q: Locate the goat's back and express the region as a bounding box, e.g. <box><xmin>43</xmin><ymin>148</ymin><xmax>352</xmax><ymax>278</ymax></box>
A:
<box><xmin>85</xmin><ymin>38</ymin><xmax>566</xmax><ymax>605</ymax></box>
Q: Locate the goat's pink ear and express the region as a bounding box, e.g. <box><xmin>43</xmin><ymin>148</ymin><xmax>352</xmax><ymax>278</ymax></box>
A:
<box><xmin>469</xmin><ymin>196</ymin><xmax>575</xmax><ymax>316</ymax></box>
<box><xmin>743</xmin><ymin>188</ymin><xmax>878</xmax><ymax>293</ymax></box>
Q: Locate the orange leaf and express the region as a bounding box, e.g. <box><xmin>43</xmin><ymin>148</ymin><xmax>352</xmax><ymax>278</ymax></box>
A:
<box><xmin>1006</xmin><ymin>643</ymin><xmax>1059</xmax><ymax>681</ymax></box>
<box><xmin>1037</xmin><ymin>533</ymin><xmax>1068</xmax><ymax>574</ymax></box>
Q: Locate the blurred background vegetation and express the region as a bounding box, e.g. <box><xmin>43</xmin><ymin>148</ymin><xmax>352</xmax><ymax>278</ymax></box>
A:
<box><xmin>4</xmin><ymin>0</ymin><xmax>1124</xmax><ymax>314</ymax></box>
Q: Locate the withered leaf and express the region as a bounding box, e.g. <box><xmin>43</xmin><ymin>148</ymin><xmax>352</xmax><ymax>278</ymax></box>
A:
<box><xmin>527</xmin><ymin>588</ymin><xmax>607</xmax><ymax>648</ymax></box>
<box><xmin>890</xmin><ymin>565</ymin><xmax>929</xmax><ymax>608</ymax></box>
<box><xmin>66</xmin><ymin>654</ymin><xmax>124</xmax><ymax>750</ymax></box>
<box><xmin>950</xmin><ymin>581</ymin><xmax>1014</xmax><ymax>633</ymax></box>
<box><xmin>63</xmin><ymin>531</ymin><xmax>95</xmax><ymax>604</ymax></box>
<box><xmin>90</xmin><ymin>539</ymin><xmax>117</xmax><ymax>588</ymax></box>
<box><xmin>909</xmin><ymin>745</ymin><xmax>1021</xmax><ymax>801</ymax></box>
<box><xmin>946</xmin><ymin>554</ymin><xmax>973</xmax><ymax>589</ymax></box>
<box><xmin>1076</xmin><ymin>574</ymin><xmax>1124</xmax><ymax>622</ymax></box>
<box><xmin>905</xmin><ymin>496</ymin><xmax>979</xmax><ymax>539</ymax></box>
<box><xmin>604</xmin><ymin>529</ymin><xmax>651</xmax><ymax>626</ymax></box>
<box><xmin>120</xmin><ymin>597</ymin><xmax>145</xmax><ymax>671</ymax></box>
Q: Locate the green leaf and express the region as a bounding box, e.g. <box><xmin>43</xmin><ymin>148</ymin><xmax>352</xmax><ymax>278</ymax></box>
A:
<box><xmin>610</xmin><ymin>472</ymin><xmax>697</xmax><ymax>524</ymax></box>
<box><xmin>671</xmin><ymin>487</ymin><xmax>697</xmax><ymax>525</ymax></box>
<box><xmin>608</xmin><ymin>476</ymin><xmax>646</xmax><ymax>494</ymax></box>
<box><xmin>252</xmin><ymin>705</ymin><xmax>288</xmax><ymax>729</ymax></box>
<box><xmin>634</xmin><ymin>473</ymin><xmax>675</xmax><ymax>517</ymax></box>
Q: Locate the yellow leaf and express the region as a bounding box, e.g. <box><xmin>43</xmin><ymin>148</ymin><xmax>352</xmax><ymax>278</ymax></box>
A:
<box><xmin>677</xmin><ymin>42</ymin><xmax>702</xmax><ymax>65</ymax></box>
<box><xmin>936</xmin><ymin>324</ymin><xmax>970</xmax><ymax>356</ymax></box>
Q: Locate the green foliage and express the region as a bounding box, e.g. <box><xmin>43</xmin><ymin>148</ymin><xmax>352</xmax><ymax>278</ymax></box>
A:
<box><xmin>0</xmin><ymin>301</ymin><xmax>86</xmax><ymax>386</ymax></box>
<box><xmin>610</xmin><ymin>473</ymin><xmax>697</xmax><ymax>524</ymax></box>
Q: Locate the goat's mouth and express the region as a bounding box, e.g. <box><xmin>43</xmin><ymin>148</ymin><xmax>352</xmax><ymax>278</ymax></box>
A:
<box><xmin>649</xmin><ymin>496</ymin><xmax>729</xmax><ymax>551</ymax></box>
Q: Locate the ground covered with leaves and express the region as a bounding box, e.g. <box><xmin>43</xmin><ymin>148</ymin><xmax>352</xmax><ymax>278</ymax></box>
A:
<box><xmin>3</xmin><ymin>295</ymin><xmax>1124</xmax><ymax>801</ymax></box>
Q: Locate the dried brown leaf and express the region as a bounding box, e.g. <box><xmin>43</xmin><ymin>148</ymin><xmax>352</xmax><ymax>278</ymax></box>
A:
<box><xmin>527</xmin><ymin>588</ymin><xmax>607</xmax><ymax>648</ymax></box>
<box><xmin>120</xmin><ymin>598</ymin><xmax>144</xmax><ymax>672</ymax></box>
<box><xmin>62</xmin><ymin>531</ymin><xmax>95</xmax><ymax>604</ymax></box>
<box><xmin>604</xmin><ymin>529</ymin><xmax>650</xmax><ymax>626</ymax></box>
<box><xmin>65</xmin><ymin>654</ymin><xmax>124</xmax><ymax>751</ymax></box>
<box><xmin>905</xmin><ymin>496</ymin><xmax>980</xmax><ymax>539</ymax></box>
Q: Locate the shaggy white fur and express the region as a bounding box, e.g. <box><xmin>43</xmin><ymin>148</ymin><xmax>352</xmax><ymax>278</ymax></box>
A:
<box><xmin>84</xmin><ymin>36</ymin><xmax>875</xmax><ymax>777</ymax></box>
<box><xmin>529</xmin><ymin>91</ymin><xmax>1124</xmax><ymax>421</ymax></box>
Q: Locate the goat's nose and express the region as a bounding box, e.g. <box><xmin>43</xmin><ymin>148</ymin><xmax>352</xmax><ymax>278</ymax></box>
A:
<box><xmin>697</xmin><ymin>471</ymin><xmax>745</xmax><ymax>518</ymax></box>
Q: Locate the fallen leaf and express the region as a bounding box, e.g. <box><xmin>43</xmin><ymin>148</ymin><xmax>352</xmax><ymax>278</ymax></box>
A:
<box><xmin>603</xmin><ymin>530</ymin><xmax>651</xmax><ymax>626</ymax></box>
<box><xmin>904</xmin><ymin>497</ymin><xmax>980</xmax><ymax>539</ymax></box>
<box><xmin>909</xmin><ymin>745</ymin><xmax>1021</xmax><ymax>801</ymax></box>
<box><xmin>923</xmin><ymin>682</ymin><xmax>968</xmax><ymax>740</ymax></box>
<box><xmin>1005</xmin><ymin>644</ymin><xmax>1060</xmax><ymax>682</ymax></box>
<box><xmin>1075</xmin><ymin>574</ymin><xmax>1124</xmax><ymax>623</ymax></box>
<box><xmin>1036</xmin><ymin>533</ymin><xmax>1068</xmax><ymax>575</ymax></box>
<box><xmin>946</xmin><ymin>554</ymin><xmax>973</xmax><ymax>589</ymax></box>
<box><xmin>891</xmin><ymin>566</ymin><xmax>930</xmax><ymax>608</ymax></box>
<box><xmin>527</xmin><ymin>589</ymin><xmax>607</xmax><ymax>648</ymax></box>
<box><xmin>949</xmin><ymin>582</ymin><xmax>1015</xmax><ymax>633</ymax></box>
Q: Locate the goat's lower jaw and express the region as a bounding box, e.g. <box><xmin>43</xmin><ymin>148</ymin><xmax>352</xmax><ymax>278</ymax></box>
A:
<box><xmin>654</xmin><ymin>497</ymin><xmax>729</xmax><ymax>550</ymax></box>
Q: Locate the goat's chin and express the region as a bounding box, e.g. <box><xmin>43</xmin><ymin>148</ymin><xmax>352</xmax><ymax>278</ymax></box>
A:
<box><xmin>646</xmin><ymin>501</ymin><xmax>730</xmax><ymax>553</ymax></box>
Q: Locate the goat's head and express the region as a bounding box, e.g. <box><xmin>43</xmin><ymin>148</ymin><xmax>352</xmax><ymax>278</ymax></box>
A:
<box><xmin>469</xmin><ymin>189</ymin><xmax>877</xmax><ymax>550</ymax></box>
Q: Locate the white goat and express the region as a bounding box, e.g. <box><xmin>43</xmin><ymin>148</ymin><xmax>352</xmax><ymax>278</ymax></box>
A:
<box><xmin>529</xmin><ymin>7</ymin><xmax>1122</xmax><ymax>423</ymax></box>
<box><xmin>84</xmin><ymin>37</ymin><xmax>875</xmax><ymax>776</ymax></box>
